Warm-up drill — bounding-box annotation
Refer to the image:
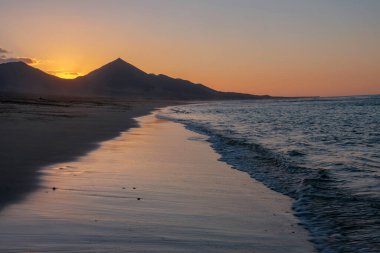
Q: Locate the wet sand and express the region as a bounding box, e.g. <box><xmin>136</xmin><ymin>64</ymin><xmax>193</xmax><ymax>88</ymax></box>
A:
<box><xmin>0</xmin><ymin>113</ymin><xmax>316</xmax><ymax>252</ymax></box>
<box><xmin>0</xmin><ymin>94</ymin><xmax>170</xmax><ymax>210</ymax></box>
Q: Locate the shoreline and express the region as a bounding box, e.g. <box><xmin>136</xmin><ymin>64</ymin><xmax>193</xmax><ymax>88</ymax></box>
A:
<box><xmin>0</xmin><ymin>95</ymin><xmax>175</xmax><ymax>211</ymax></box>
<box><xmin>0</xmin><ymin>112</ymin><xmax>316</xmax><ymax>252</ymax></box>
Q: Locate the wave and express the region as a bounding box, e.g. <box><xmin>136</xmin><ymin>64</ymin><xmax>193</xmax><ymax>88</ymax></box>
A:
<box><xmin>158</xmin><ymin>109</ymin><xmax>380</xmax><ymax>253</ymax></box>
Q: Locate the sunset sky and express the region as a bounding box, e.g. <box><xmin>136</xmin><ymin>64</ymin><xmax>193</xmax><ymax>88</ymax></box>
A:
<box><xmin>0</xmin><ymin>0</ymin><xmax>379</xmax><ymax>96</ymax></box>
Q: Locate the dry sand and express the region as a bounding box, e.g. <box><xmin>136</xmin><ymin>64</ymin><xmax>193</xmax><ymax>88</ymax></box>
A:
<box><xmin>0</xmin><ymin>112</ymin><xmax>316</xmax><ymax>252</ymax></box>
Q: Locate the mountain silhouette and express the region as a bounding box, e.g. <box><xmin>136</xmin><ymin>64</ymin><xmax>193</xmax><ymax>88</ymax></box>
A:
<box><xmin>0</xmin><ymin>62</ymin><xmax>73</xmax><ymax>94</ymax></box>
<box><xmin>0</xmin><ymin>58</ymin><xmax>269</xmax><ymax>100</ymax></box>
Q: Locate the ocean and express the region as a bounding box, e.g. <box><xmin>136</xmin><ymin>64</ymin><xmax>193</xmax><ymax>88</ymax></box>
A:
<box><xmin>159</xmin><ymin>95</ymin><xmax>380</xmax><ymax>253</ymax></box>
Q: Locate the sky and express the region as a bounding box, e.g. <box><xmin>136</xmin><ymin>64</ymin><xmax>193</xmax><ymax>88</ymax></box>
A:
<box><xmin>0</xmin><ymin>0</ymin><xmax>379</xmax><ymax>96</ymax></box>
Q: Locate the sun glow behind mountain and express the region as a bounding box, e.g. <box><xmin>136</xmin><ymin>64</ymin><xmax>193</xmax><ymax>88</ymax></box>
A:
<box><xmin>48</xmin><ymin>71</ymin><xmax>83</xmax><ymax>79</ymax></box>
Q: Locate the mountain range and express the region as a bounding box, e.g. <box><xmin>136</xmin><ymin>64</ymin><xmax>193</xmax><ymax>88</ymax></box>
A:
<box><xmin>0</xmin><ymin>58</ymin><xmax>270</xmax><ymax>100</ymax></box>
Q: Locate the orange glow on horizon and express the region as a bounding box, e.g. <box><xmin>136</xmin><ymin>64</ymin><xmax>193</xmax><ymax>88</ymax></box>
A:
<box><xmin>3</xmin><ymin>1</ymin><xmax>377</xmax><ymax>97</ymax></box>
<box><xmin>30</xmin><ymin>57</ymin><xmax>379</xmax><ymax>97</ymax></box>
<box><xmin>51</xmin><ymin>71</ymin><xmax>83</xmax><ymax>79</ymax></box>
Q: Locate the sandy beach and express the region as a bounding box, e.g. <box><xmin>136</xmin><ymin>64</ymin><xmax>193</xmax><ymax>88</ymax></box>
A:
<box><xmin>0</xmin><ymin>112</ymin><xmax>316</xmax><ymax>252</ymax></box>
<box><xmin>0</xmin><ymin>94</ymin><xmax>171</xmax><ymax>210</ymax></box>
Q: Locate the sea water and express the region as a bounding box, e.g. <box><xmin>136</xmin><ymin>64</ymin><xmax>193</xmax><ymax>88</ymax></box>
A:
<box><xmin>159</xmin><ymin>95</ymin><xmax>380</xmax><ymax>253</ymax></box>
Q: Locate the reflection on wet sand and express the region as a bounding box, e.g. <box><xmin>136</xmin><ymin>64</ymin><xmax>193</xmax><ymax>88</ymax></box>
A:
<box><xmin>0</xmin><ymin>114</ymin><xmax>315</xmax><ymax>253</ymax></box>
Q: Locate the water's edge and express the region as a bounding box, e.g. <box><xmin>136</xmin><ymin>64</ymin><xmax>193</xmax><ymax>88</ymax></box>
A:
<box><xmin>157</xmin><ymin>97</ymin><xmax>380</xmax><ymax>253</ymax></box>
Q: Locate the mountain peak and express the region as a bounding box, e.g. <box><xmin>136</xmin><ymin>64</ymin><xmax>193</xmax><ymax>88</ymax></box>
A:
<box><xmin>105</xmin><ymin>57</ymin><xmax>141</xmax><ymax>70</ymax></box>
<box><xmin>112</xmin><ymin>57</ymin><xmax>126</xmax><ymax>64</ymax></box>
<box><xmin>104</xmin><ymin>58</ymin><xmax>129</xmax><ymax>68</ymax></box>
<box><xmin>84</xmin><ymin>57</ymin><xmax>148</xmax><ymax>79</ymax></box>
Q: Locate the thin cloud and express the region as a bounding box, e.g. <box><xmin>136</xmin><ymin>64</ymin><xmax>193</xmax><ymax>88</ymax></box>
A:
<box><xmin>0</xmin><ymin>57</ymin><xmax>39</xmax><ymax>65</ymax></box>
<box><xmin>48</xmin><ymin>70</ymin><xmax>80</xmax><ymax>76</ymax></box>
<box><xmin>47</xmin><ymin>70</ymin><xmax>82</xmax><ymax>79</ymax></box>
<box><xmin>0</xmin><ymin>47</ymin><xmax>39</xmax><ymax>65</ymax></box>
